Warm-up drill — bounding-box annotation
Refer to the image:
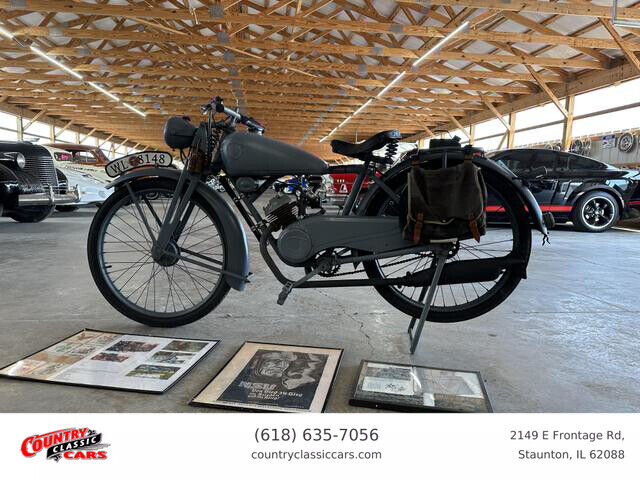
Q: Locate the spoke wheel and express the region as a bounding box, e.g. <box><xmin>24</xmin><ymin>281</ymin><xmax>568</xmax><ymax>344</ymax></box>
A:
<box><xmin>87</xmin><ymin>179</ymin><xmax>230</xmax><ymax>327</ymax></box>
<box><xmin>362</xmin><ymin>163</ymin><xmax>531</xmax><ymax>323</ymax></box>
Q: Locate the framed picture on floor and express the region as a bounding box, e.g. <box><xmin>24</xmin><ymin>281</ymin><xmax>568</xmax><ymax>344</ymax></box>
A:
<box><xmin>191</xmin><ymin>341</ymin><xmax>343</xmax><ymax>412</ymax></box>
<box><xmin>349</xmin><ymin>360</ymin><xmax>492</xmax><ymax>413</ymax></box>
<box><xmin>0</xmin><ymin>329</ymin><xmax>219</xmax><ymax>394</ymax></box>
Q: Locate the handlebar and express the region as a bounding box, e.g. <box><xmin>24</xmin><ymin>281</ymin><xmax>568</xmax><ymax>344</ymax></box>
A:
<box><xmin>203</xmin><ymin>96</ymin><xmax>264</xmax><ymax>134</ymax></box>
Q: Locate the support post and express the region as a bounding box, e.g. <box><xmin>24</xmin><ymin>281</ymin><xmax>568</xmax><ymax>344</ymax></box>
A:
<box><xmin>507</xmin><ymin>112</ymin><xmax>516</xmax><ymax>149</ymax></box>
<box><xmin>562</xmin><ymin>95</ymin><xmax>575</xmax><ymax>152</ymax></box>
<box><xmin>16</xmin><ymin>114</ymin><xmax>23</xmax><ymax>141</ymax></box>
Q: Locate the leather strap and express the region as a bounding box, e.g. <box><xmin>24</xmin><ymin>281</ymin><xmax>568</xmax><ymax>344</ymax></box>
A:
<box><xmin>469</xmin><ymin>214</ymin><xmax>480</xmax><ymax>242</ymax></box>
<box><xmin>414</xmin><ymin>213</ymin><xmax>424</xmax><ymax>243</ymax></box>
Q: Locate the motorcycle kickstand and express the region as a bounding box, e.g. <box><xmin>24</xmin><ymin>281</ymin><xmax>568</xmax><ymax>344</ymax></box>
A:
<box><xmin>407</xmin><ymin>246</ymin><xmax>448</xmax><ymax>354</ymax></box>
<box><xmin>277</xmin><ymin>259</ymin><xmax>331</xmax><ymax>305</ymax></box>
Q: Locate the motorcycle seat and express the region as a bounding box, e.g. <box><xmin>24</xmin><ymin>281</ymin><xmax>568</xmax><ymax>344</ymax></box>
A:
<box><xmin>331</xmin><ymin>130</ymin><xmax>401</xmax><ymax>158</ymax></box>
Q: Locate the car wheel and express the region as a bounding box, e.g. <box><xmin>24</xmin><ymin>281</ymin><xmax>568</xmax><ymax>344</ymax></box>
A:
<box><xmin>55</xmin><ymin>205</ymin><xmax>80</xmax><ymax>212</ymax></box>
<box><xmin>9</xmin><ymin>205</ymin><xmax>55</xmax><ymax>223</ymax></box>
<box><xmin>572</xmin><ymin>191</ymin><xmax>619</xmax><ymax>232</ymax></box>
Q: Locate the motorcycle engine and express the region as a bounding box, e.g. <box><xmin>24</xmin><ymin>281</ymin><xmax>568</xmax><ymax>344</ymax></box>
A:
<box><xmin>264</xmin><ymin>194</ymin><xmax>298</xmax><ymax>231</ymax></box>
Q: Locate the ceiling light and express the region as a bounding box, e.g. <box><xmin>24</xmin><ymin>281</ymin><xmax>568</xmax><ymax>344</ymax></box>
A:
<box><xmin>353</xmin><ymin>99</ymin><xmax>372</xmax><ymax>116</ymax></box>
<box><xmin>412</xmin><ymin>21</ymin><xmax>470</xmax><ymax>68</ymax></box>
<box><xmin>123</xmin><ymin>102</ymin><xmax>146</xmax><ymax>117</ymax></box>
<box><xmin>376</xmin><ymin>71</ymin><xmax>406</xmax><ymax>98</ymax></box>
<box><xmin>88</xmin><ymin>81</ymin><xmax>120</xmax><ymax>102</ymax></box>
<box><xmin>0</xmin><ymin>26</ymin><xmax>14</xmax><ymax>39</ymax></box>
<box><xmin>319</xmin><ymin>22</ymin><xmax>469</xmax><ymax>143</ymax></box>
<box><xmin>30</xmin><ymin>45</ymin><xmax>83</xmax><ymax>79</ymax></box>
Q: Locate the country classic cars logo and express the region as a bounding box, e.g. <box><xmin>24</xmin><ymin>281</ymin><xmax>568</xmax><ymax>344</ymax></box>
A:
<box><xmin>21</xmin><ymin>427</ymin><xmax>109</xmax><ymax>461</ymax></box>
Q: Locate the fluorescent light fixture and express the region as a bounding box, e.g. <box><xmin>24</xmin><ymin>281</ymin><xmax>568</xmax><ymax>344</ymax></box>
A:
<box><xmin>30</xmin><ymin>45</ymin><xmax>83</xmax><ymax>79</ymax></box>
<box><xmin>322</xmin><ymin>20</ymin><xmax>469</xmax><ymax>142</ymax></box>
<box><xmin>412</xmin><ymin>21</ymin><xmax>470</xmax><ymax>68</ymax></box>
<box><xmin>376</xmin><ymin>71</ymin><xmax>406</xmax><ymax>98</ymax></box>
<box><xmin>337</xmin><ymin>116</ymin><xmax>352</xmax><ymax>128</ymax></box>
<box><xmin>123</xmin><ymin>102</ymin><xmax>146</xmax><ymax>117</ymax></box>
<box><xmin>612</xmin><ymin>0</ymin><xmax>640</xmax><ymax>28</ymax></box>
<box><xmin>88</xmin><ymin>81</ymin><xmax>120</xmax><ymax>102</ymax></box>
<box><xmin>353</xmin><ymin>99</ymin><xmax>372</xmax><ymax>116</ymax></box>
<box><xmin>0</xmin><ymin>26</ymin><xmax>14</xmax><ymax>39</ymax></box>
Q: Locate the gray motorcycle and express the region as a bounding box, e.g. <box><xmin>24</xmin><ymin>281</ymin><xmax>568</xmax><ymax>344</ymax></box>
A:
<box><xmin>87</xmin><ymin>97</ymin><xmax>548</xmax><ymax>328</ymax></box>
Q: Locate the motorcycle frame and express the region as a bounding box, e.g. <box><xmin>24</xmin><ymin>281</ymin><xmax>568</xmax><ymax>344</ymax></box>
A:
<box><xmin>140</xmin><ymin>124</ymin><xmax>441</xmax><ymax>292</ymax></box>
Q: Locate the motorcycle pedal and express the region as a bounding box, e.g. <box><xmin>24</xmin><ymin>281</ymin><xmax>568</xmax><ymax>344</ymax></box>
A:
<box><xmin>277</xmin><ymin>282</ymin><xmax>294</xmax><ymax>305</ymax></box>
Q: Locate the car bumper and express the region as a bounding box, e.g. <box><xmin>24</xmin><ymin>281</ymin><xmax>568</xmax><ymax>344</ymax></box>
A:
<box><xmin>18</xmin><ymin>186</ymin><xmax>80</xmax><ymax>206</ymax></box>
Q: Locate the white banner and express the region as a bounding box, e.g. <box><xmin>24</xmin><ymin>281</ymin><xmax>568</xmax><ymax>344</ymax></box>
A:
<box><xmin>0</xmin><ymin>413</ymin><xmax>637</xmax><ymax>478</ymax></box>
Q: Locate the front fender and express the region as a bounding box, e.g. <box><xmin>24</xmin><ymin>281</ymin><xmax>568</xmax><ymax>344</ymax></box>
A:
<box><xmin>107</xmin><ymin>168</ymin><xmax>250</xmax><ymax>291</ymax></box>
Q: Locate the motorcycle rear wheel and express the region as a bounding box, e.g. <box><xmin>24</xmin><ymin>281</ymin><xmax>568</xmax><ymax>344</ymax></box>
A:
<box><xmin>362</xmin><ymin>163</ymin><xmax>531</xmax><ymax>323</ymax></box>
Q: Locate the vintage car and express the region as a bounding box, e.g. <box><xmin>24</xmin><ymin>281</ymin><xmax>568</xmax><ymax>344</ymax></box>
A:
<box><xmin>0</xmin><ymin>141</ymin><xmax>79</xmax><ymax>222</ymax></box>
<box><xmin>490</xmin><ymin>148</ymin><xmax>640</xmax><ymax>232</ymax></box>
<box><xmin>45</xmin><ymin>146</ymin><xmax>113</xmax><ymax>212</ymax></box>
<box><xmin>45</xmin><ymin>142</ymin><xmax>111</xmax><ymax>183</ymax></box>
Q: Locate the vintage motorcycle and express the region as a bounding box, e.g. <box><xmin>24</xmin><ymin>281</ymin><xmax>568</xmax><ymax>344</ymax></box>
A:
<box><xmin>87</xmin><ymin>97</ymin><xmax>549</xmax><ymax>328</ymax></box>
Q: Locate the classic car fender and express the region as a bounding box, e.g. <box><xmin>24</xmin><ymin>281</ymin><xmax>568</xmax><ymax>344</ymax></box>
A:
<box><xmin>107</xmin><ymin>168</ymin><xmax>250</xmax><ymax>291</ymax></box>
<box><xmin>358</xmin><ymin>156</ymin><xmax>549</xmax><ymax>237</ymax></box>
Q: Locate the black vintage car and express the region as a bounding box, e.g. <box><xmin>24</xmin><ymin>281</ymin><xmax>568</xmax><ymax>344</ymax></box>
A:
<box><xmin>0</xmin><ymin>141</ymin><xmax>79</xmax><ymax>222</ymax></box>
<box><xmin>490</xmin><ymin>149</ymin><xmax>640</xmax><ymax>232</ymax></box>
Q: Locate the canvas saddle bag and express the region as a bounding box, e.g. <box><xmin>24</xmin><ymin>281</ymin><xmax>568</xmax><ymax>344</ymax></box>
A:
<box><xmin>402</xmin><ymin>139</ymin><xmax>488</xmax><ymax>243</ymax></box>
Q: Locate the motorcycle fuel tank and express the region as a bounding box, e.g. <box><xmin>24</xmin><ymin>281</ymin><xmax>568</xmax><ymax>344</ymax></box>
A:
<box><xmin>220</xmin><ymin>132</ymin><xmax>329</xmax><ymax>177</ymax></box>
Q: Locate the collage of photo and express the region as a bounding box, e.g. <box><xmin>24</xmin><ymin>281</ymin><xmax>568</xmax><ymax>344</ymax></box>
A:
<box><xmin>0</xmin><ymin>330</ymin><xmax>218</xmax><ymax>393</ymax></box>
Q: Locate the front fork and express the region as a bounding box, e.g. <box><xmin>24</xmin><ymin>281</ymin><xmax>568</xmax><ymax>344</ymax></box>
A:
<box><xmin>123</xmin><ymin>168</ymin><xmax>201</xmax><ymax>261</ymax></box>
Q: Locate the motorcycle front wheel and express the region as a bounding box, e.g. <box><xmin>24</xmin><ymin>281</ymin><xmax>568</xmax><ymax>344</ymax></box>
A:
<box><xmin>87</xmin><ymin>178</ymin><xmax>230</xmax><ymax>327</ymax></box>
<box><xmin>362</xmin><ymin>163</ymin><xmax>532</xmax><ymax>323</ymax></box>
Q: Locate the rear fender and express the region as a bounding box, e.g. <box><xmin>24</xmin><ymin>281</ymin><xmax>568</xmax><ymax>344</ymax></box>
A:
<box><xmin>567</xmin><ymin>183</ymin><xmax>624</xmax><ymax>211</ymax></box>
<box><xmin>107</xmin><ymin>168</ymin><xmax>249</xmax><ymax>291</ymax></box>
<box><xmin>359</xmin><ymin>157</ymin><xmax>549</xmax><ymax>237</ymax></box>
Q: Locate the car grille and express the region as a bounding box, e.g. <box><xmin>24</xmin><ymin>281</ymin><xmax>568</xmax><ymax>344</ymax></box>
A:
<box><xmin>23</xmin><ymin>154</ymin><xmax>58</xmax><ymax>188</ymax></box>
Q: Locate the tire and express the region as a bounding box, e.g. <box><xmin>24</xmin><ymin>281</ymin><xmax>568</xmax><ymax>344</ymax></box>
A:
<box><xmin>361</xmin><ymin>163</ymin><xmax>531</xmax><ymax>323</ymax></box>
<box><xmin>56</xmin><ymin>205</ymin><xmax>80</xmax><ymax>212</ymax></box>
<box><xmin>87</xmin><ymin>178</ymin><xmax>231</xmax><ymax>327</ymax></box>
<box><xmin>9</xmin><ymin>205</ymin><xmax>54</xmax><ymax>223</ymax></box>
<box><xmin>572</xmin><ymin>191</ymin><xmax>619</xmax><ymax>232</ymax></box>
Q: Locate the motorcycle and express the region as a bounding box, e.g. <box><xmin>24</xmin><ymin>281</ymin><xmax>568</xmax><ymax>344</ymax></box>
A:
<box><xmin>87</xmin><ymin>97</ymin><xmax>549</xmax><ymax>328</ymax></box>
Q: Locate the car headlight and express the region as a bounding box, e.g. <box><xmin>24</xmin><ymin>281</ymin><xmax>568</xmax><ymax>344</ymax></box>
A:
<box><xmin>14</xmin><ymin>153</ymin><xmax>26</xmax><ymax>169</ymax></box>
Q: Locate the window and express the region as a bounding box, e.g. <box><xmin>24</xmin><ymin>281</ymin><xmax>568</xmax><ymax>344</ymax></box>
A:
<box><xmin>533</xmin><ymin>151</ymin><xmax>556</xmax><ymax>171</ymax></box>
<box><xmin>569</xmin><ymin>155</ymin><xmax>605</xmax><ymax>171</ymax></box>
<box><xmin>498</xmin><ymin>150</ymin><xmax>532</xmax><ymax>173</ymax></box>
<box><xmin>574</xmin><ymin>77</ymin><xmax>640</xmax><ymax>116</ymax></box>
<box><xmin>475</xmin><ymin>117</ymin><xmax>508</xmax><ymax>138</ymax></box>
<box><xmin>72</xmin><ymin>151</ymin><xmax>96</xmax><ymax>164</ymax></box>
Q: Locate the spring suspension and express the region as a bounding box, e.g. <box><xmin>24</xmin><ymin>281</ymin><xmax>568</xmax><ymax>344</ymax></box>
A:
<box><xmin>209</xmin><ymin>126</ymin><xmax>223</xmax><ymax>163</ymax></box>
<box><xmin>385</xmin><ymin>140</ymin><xmax>398</xmax><ymax>163</ymax></box>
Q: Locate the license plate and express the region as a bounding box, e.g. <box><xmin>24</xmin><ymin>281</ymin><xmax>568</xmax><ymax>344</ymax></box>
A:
<box><xmin>104</xmin><ymin>151</ymin><xmax>173</xmax><ymax>178</ymax></box>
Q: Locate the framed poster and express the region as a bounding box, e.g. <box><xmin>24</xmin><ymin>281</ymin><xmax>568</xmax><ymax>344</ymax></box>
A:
<box><xmin>349</xmin><ymin>360</ymin><xmax>492</xmax><ymax>413</ymax></box>
<box><xmin>191</xmin><ymin>342</ymin><xmax>343</xmax><ymax>412</ymax></box>
<box><xmin>0</xmin><ymin>329</ymin><xmax>219</xmax><ymax>394</ymax></box>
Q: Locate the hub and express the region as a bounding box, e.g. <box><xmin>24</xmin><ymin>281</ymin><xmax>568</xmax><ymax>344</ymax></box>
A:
<box><xmin>153</xmin><ymin>241</ymin><xmax>180</xmax><ymax>267</ymax></box>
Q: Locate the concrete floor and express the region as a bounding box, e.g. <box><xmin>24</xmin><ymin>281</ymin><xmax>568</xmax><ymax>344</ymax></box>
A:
<box><xmin>0</xmin><ymin>199</ymin><xmax>639</xmax><ymax>413</ymax></box>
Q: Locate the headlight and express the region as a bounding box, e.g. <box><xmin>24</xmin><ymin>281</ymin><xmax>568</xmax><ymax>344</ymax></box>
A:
<box><xmin>9</xmin><ymin>152</ymin><xmax>26</xmax><ymax>169</ymax></box>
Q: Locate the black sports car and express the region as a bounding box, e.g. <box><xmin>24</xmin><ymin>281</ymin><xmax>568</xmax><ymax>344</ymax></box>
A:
<box><xmin>490</xmin><ymin>149</ymin><xmax>640</xmax><ymax>232</ymax></box>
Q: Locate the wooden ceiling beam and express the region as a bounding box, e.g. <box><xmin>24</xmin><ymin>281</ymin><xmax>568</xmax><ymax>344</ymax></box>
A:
<box><xmin>12</xmin><ymin>24</ymin><xmax>640</xmax><ymax>54</ymax></box>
